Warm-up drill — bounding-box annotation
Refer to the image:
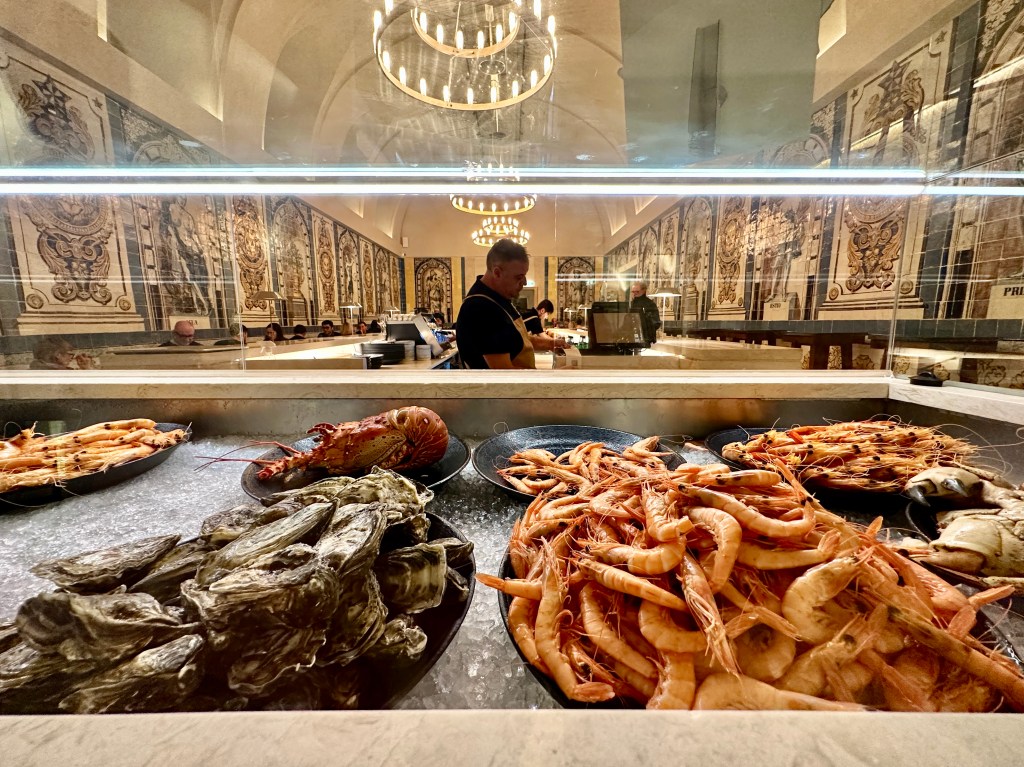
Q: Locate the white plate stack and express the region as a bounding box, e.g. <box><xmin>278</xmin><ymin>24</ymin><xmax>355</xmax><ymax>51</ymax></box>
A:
<box><xmin>398</xmin><ymin>340</ymin><xmax>416</xmax><ymax>360</ymax></box>
<box><xmin>415</xmin><ymin>344</ymin><xmax>432</xmax><ymax>361</ymax></box>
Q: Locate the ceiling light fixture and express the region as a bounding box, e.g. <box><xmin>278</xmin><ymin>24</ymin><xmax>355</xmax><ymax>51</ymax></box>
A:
<box><xmin>373</xmin><ymin>0</ymin><xmax>557</xmax><ymax>111</ymax></box>
<box><xmin>471</xmin><ymin>215</ymin><xmax>530</xmax><ymax>247</ymax></box>
<box><xmin>450</xmin><ymin>160</ymin><xmax>537</xmax><ymax>214</ymax></box>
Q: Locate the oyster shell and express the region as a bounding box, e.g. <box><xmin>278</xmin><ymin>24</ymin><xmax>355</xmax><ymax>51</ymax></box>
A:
<box><xmin>316</xmin><ymin>503</ymin><xmax>387</xmax><ymax>576</ymax></box>
<box><xmin>363</xmin><ymin>615</ymin><xmax>428</xmax><ymax>663</ymax></box>
<box><xmin>0</xmin><ymin>621</ymin><xmax>19</xmax><ymax>654</ymax></box>
<box><xmin>199</xmin><ymin>501</ymin><xmax>293</xmax><ymax>544</ymax></box>
<box><xmin>182</xmin><ymin>557</ymin><xmax>340</xmax><ymax>654</ymax></box>
<box><xmin>16</xmin><ymin>590</ymin><xmax>198</xmax><ymax>663</ymax></box>
<box><xmin>30</xmin><ymin>534</ymin><xmax>180</xmax><ymax>593</ymax></box>
<box><xmin>59</xmin><ymin>634</ymin><xmax>205</xmax><ymax>714</ymax></box>
<box><xmin>318</xmin><ymin>572</ymin><xmax>387</xmax><ymax>667</ymax></box>
<box><xmin>0</xmin><ymin>642</ymin><xmax>100</xmax><ymax>714</ymax></box>
<box><xmin>444</xmin><ymin>567</ymin><xmax>471</xmax><ymax>603</ymax></box>
<box><xmin>195</xmin><ymin>500</ymin><xmax>334</xmax><ymax>585</ymax></box>
<box><xmin>227</xmin><ymin>626</ymin><xmax>327</xmax><ymax>697</ymax></box>
<box><xmin>130</xmin><ymin>539</ymin><xmax>217</xmax><ymax>602</ymax></box>
<box><xmin>432</xmin><ymin>537</ymin><xmax>475</xmax><ymax>567</ymax></box>
<box><xmin>374</xmin><ymin>542</ymin><xmax>448</xmax><ymax>613</ymax></box>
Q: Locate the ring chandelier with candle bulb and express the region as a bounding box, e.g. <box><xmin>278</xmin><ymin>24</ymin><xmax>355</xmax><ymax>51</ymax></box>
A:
<box><xmin>372</xmin><ymin>0</ymin><xmax>557</xmax><ymax>112</ymax></box>
<box><xmin>450</xmin><ymin>161</ymin><xmax>537</xmax><ymax>214</ymax></box>
<box><xmin>471</xmin><ymin>215</ymin><xmax>530</xmax><ymax>247</ymax></box>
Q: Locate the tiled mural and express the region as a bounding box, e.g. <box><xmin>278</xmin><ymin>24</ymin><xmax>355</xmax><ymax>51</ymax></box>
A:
<box><xmin>413</xmin><ymin>258</ymin><xmax>453</xmax><ymax>320</ymax></box>
<box><xmin>0</xmin><ymin>38</ymin><xmax>403</xmax><ymax>345</ymax></box>
<box><xmin>589</xmin><ymin>0</ymin><xmax>1024</xmax><ymax>388</ymax></box>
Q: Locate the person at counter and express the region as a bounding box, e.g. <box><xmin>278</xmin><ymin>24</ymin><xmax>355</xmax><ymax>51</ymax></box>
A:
<box><xmin>455</xmin><ymin>238</ymin><xmax>568</xmax><ymax>369</ymax></box>
<box><xmin>290</xmin><ymin>324</ymin><xmax>307</xmax><ymax>341</ymax></box>
<box><xmin>263</xmin><ymin>322</ymin><xmax>284</xmax><ymax>342</ymax></box>
<box><xmin>521</xmin><ymin>299</ymin><xmax>553</xmax><ymax>335</ymax></box>
<box><xmin>629</xmin><ymin>282</ymin><xmax>661</xmax><ymax>347</ymax></box>
<box><xmin>368</xmin><ymin>320</ymin><xmax>382</xmax><ymax>333</ymax></box>
<box><xmin>160</xmin><ymin>320</ymin><xmax>202</xmax><ymax>347</ymax></box>
<box><xmin>355</xmin><ymin>320</ymin><xmax>369</xmax><ymax>335</ymax></box>
<box><xmin>214</xmin><ymin>323</ymin><xmax>249</xmax><ymax>346</ymax></box>
<box><xmin>30</xmin><ymin>336</ymin><xmax>99</xmax><ymax>369</ymax></box>
<box><xmin>318</xmin><ymin>319</ymin><xmax>337</xmax><ymax>338</ymax></box>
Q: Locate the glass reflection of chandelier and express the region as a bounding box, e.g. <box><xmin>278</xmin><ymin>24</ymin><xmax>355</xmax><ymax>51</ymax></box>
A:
<box><xmin>372</xmin><ymin>0</ymin><xmax>557</xmax><ymax>112</ymax></box>
<box><xmin>450</xmin><ymin>161</ymin><xmax>537</xmax><ymax>214</ymax></box>
<box><xmin>471</xmin><ymin>215</ymin><xmax>530</xmax><ymax>247</ymax></box>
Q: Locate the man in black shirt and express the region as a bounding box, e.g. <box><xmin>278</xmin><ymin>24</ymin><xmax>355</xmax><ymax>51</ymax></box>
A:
<box><xmin>159</xmin><ymin>320</ymin><xmax>203</xmax><ymax>347</ymax></box>
<box><xmin>455</xmin><ymin>240</ymin><xmax>566</xmax><ymax>369</ymax></box>
<box><xmin>521</xmin><ymin>298</ymin><xmax>553</xmax><ymax>335</ymax></box>
<box><xmin>629</xmin><ymin>282</ymin><xmax>661</xmax><ymax>347</ymax></box>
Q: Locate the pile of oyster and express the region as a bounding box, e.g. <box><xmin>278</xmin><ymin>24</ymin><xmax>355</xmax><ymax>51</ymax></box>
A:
<box><xmin>0</xmin><ymin>468</ymin><xmax>473</xmax><ymax>713</ymax></box>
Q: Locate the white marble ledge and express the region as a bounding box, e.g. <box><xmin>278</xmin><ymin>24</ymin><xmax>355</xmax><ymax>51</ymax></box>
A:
<box><xmin>0</xmin><ymin>370</ymin><xmax>892</xmax><ymax>401</ymax></box>
<box><xmin>888</xmin><ymin>380</ymin><xmax>1024</xmax><ymax>426</ymax></box>
<box><xmin>1</xmin><ymin>710</ymin><xmax>1020</xmax><ymax>767</ymax></box>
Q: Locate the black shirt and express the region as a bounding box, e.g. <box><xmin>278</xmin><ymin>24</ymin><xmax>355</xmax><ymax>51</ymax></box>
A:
<box><xmin>521</xmin><ymin>308</ymin><xmax>543</xmax><ymax>335</ymax></box>
<box><xmin>455</xmin><ymin>277</ymin><xmax>524</xmax><ymax>369</ymax></box>
<box><xmin>159</xmin><ymin>340</ymin><xmax>202</xmax><ymax>347</ymax></box>
<box><xmin>629</xmin><ymin>294</ymin><xmax>661</xmax><ymax>346</ymax></box>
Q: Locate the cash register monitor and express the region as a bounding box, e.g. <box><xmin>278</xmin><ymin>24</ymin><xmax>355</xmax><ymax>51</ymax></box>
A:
<box><xmin>587</xmin><ymin>301</ymin><xmax>645</xmax><ymax>352</ymax></box>
<box><xmin>387</xmin><ymin>316</ymin><xmax>445</xmax><ymax>356</ymax></box>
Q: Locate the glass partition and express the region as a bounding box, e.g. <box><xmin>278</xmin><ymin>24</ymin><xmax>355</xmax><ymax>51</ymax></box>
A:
<box><xmin>0</xmin><ymin>0</ymin><xmax>1020</xmax><ymax>380</ymax></box>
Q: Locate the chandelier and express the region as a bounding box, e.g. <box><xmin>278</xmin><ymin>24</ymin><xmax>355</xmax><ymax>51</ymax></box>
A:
<box><xmin>372</xmin><ymin>0</ymin><xmax>557</xmax><ymax>111</ymax></box>
<box><xmin>471</xmin><ymin>215</ymin><xmax>530</xmax><ymax>247</ymax></box>
<box><xmin>450</xmin><ymin>161</ymin><xmax>537</xmax><ymax>214</ymax></box>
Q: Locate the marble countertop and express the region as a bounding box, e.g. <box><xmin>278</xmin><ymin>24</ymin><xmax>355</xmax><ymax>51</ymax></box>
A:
<box><xmin>1</xmin><ymin>709</ymin><xmax>1021</xmax><ymax>767</ymax></box>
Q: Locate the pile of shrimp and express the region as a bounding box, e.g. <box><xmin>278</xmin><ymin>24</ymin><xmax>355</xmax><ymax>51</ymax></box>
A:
<box><xmin>722</xmin><ymin>420</ymin><xmax>978</xmax><ymax>493</ymax></box>
<box><xmin>477</xmin><ymin>439</ymin><xmax>1024</xmax><ymax>711</ymax></box>
<box><xmin>0</xmin><ymin>419</ymin><xmax>188</xmax><ymax>493</ymax></box>
<box><xmin>497</xmin><ymin>437</ymin><xmax>673</xmax><ymax>496</ymax></box>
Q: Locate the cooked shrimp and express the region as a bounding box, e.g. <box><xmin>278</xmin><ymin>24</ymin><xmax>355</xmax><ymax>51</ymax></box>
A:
<box><xmin>736</xmin><ymin>529</ymin><xmax>842</xmax><ymax>570</ymax></box>
<box><xmin>777</xmin><ymin>608</ymin><xmax>883</xmax><ymax>696</ymax></box>
<box><xmin>693</xmin><ymin>673</ymin><xmax>867</xmax><ymax>711</ymax></box>
<box><xmin>642</xmin><ymin>487</ymin><xmax>694</xmax><ymax>542</ymax></box>
<box><xmin>475</xmin><ymin>573</ymin><xmax>542</xmax><ymax>600</ymax></box>
<box><xmin>507</xmin><ymin>596</ymin><xmax>546</xmax><ymax>673</ymax></box>
<box><xmin>637</xmin><ymin>599</ymin><xmax>707</xmax><ymax>654</ymax></box>
<box><xmin>586</xmin><ymin>540</ymin><xmax>688</xmax><ymax>575</ymax></box>
<box><xmin>674</xmin><ymin>483</ymin><xmax>815</xmax><ymax>539</ymax></box>
<box><xmin>647</xmin><ymin>651</ymin><xmax>696</xmax><ymax>709</ymax></box>
<box><xmin>565</xmin><ymin>639</ymin><xmax>648</xmax><ymax>704</ymax></box>
<box><xmin>731</xmin><ymin>622</ymin><xmax>797</xmax><ymax>683</ymax></box>
<box><xmin>577</xmin><ymin>557</ymin><xmax>689</xmax><ymax>611</ymax></box>
<box><xmin>684</xmin><ymin>505</ymin><xmax>742</xmax><ymax>591</ymax></box>
<box><xmin>691</xmin><ymin>469</ymin><xmax>782</xmax><ymax>488</ymax></box>
<box><xmin>579</xmin><ymin>583</ymin><xmax>658</xmax><ymax>678</ymax></box>
<box><xmin>534</xmin><ymin>542</ymin><xmax>615</xmax><ymax>703</ymax></box>
<box><xmin>678</xmin><ymin>552</ymin><xmax>740</xmax><ymax>675</ymax></box>
<box><xmin>781</xmin><ymin>556</ymin><xmax>861</xmax><ymax>644</ymax></box>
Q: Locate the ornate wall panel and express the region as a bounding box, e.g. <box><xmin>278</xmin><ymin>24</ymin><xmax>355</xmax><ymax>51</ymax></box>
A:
<box><xmin>951</xmin><ymin>1</ymin><xmax>1024</xmax><ymax>319</ymax></box>
<box><xmin>708</xmin><ymin>196</ymin><xmax>753</xmax><ymax>318</ymax></box>
<box><xmin>119</xmin><ymin>105</ymin><xmax>229</xmax><ymax>330</ymax></box>
<box><xmin>678</xmin><ymin>198</ymin><xmax>713</xmax><ymax>320</ymax></box>
<box><xmin>820</xmin><ymin>25</ymin><xmax>951</xmax><ymax>319</ymax></box>
<box><xmin>336</xmin><ymin>226</ymin><xmax>362</xmax><ymax>313</ymax></box>
<box><xmin>557</xmin><ymin>257</ymin><xmax>596</xmax><ymax>317</ymax></box>
<box><xmin>312</xmin><ymin>213</ymin><xmax>339</xmax><ymax>321</ymax></box>
<box><xmin>414</xmin><ymin>258</ymin><xmax>452</xmax><ymax>319</ymax></box>
<box><xmin>657</xmin><ymin>208</ymin><xmax>680</xmax><ymax>293</ymax></box>
<box><xmin>751</xmin><ymin>196</ymin><xmax>823</xmax><ymax>321</ymax></box>
<box><xmin>389</xmin><ymin>252</ymin><xmax>402</xmax><ymax>312</ymax></box>
<box><xmin>374</xmin><ymin>245</ymin><xmax>392</xmax><ymax>314</ymax></box>
<box><xmin>270</xmin><ymin>198</ymin><xmax>313</xmax><ymax>325</ymax></box>
<box><xmin>638</xmin><ymin>224</ymin><xmax>660</xmax><ymax>291</ymax></box>
<box><xmin>359</xmin><ymin>238</ymin><xmax>376</xmax><ymax>315</ymax></box>
<box><xmin>228</xmin><ymin>195</ymin><xmax>273</xmax><ymax>326</ymax></box>
<box><xmin>0</xmin><ymin>47</ymin><xmax>143</xmax><ymax>333</ymax></box>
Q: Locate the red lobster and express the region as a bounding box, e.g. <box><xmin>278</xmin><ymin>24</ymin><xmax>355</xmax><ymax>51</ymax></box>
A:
<box><xmin>254</xmin><ymin>406</ymin><xmax>449</xmax><ymax>480</ymax></box>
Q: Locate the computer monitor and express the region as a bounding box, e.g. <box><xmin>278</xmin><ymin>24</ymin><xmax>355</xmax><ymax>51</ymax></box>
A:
<box><xmin>387</xmin><ymin>317</ymin><xmax>445</xmax><ymax>356</ymax></box>
<box><xmin>587</xmin><ymin>301</ymin><xmax>644</xmax><ymax>351</ymax></box>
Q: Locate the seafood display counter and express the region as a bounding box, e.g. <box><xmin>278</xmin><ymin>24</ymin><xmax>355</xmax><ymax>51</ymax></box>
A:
<box><xmin>1</xmin><ymin>372</ymin><xmax>1024</xmax><ymax>766</ymax></box>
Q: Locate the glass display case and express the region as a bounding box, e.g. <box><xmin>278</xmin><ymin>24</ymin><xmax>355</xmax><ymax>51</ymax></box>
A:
<box><xmin>2</xmin><ymin>1</ymin><xmax>1024</xmax><ymax>763</ymax></box>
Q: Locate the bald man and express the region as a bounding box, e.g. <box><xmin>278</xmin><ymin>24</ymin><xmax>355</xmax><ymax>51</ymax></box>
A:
<box><xmin>160</xmin><ymin>320</ymin><xmax>203</xmax><ymax>347</ymax></box>
<box><xmin>629</xmin><ymin>282</ymin><xmax>661</xmax><ymax>347</ymax></box>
